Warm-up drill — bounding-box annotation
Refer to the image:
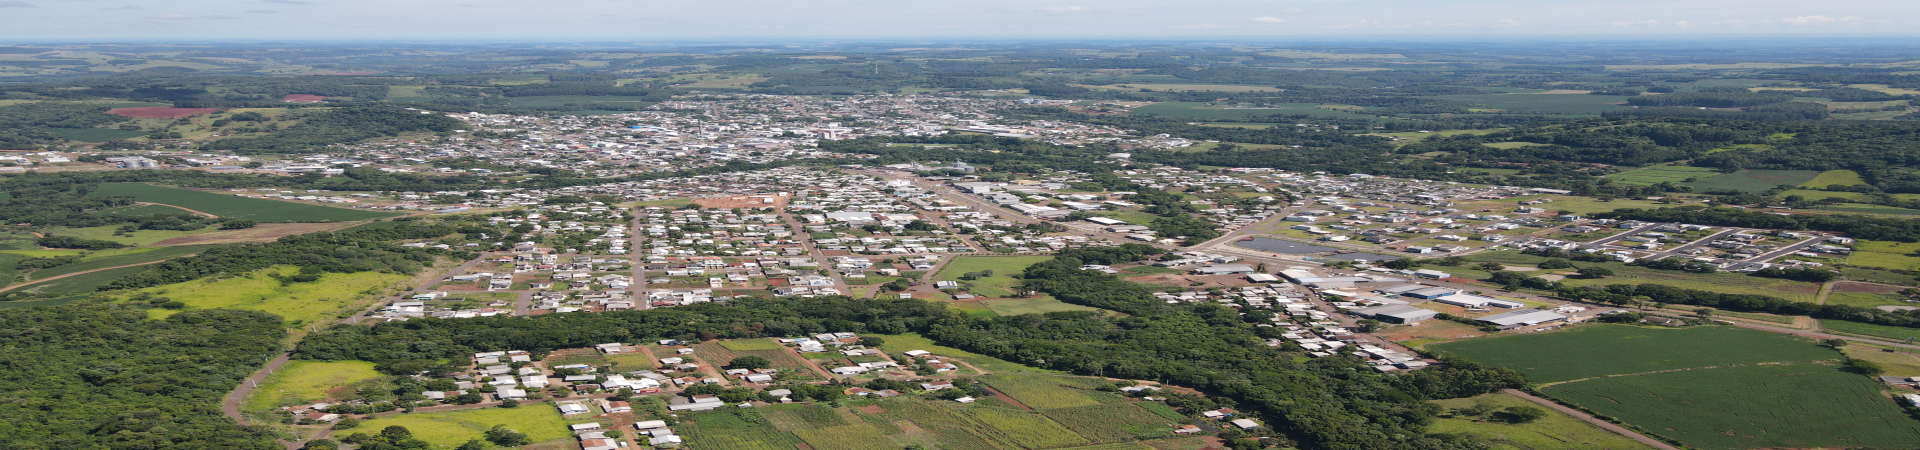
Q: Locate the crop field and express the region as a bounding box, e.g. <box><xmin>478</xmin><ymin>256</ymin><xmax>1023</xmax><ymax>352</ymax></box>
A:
<box><xmin>691</xmin><ymin>340</ymin><xmax>815</xmax><ymax>375</ymax></box>
<box><xmin>1825</xmin><ymin>291</ymin><xmax>1910</xmax><ymax>308</ymax></box>
<box><xmin>965</xmin><ymin>407</ymin><xmax>1091</xmax><ymax>448</ymax></box>
<box><xmin>683</xmin><ymin>410</ymin><xmax>804</xmax><ymax>450</ymax></box>
<box><xmin>1606</xmin><ymin>165</ymin><xmax>1719</xmax><ymax>185</ymax></box>
<box><xmin>1040</xmin><ymin>403</ymin><xmax>1180</xmax><ymax>443</ymax></box>
<box><xmin>241</xmin><ymin>360</ymin><xmax>383</xmax><ymax>412</ymax></box>
<box><xmin>100</xmin><ymin>203</ymin><xmax>200</xmax><ymax>216</ymax></box>
<box><xmin>47</xmin><ymin>127</ymin><xmax>146</xmax><ymax>142</ymax></box>
<box><xmin>979</xmin><ymin>375</ymin><xmax>1103</xmax><ymax>409</ymax></box>
<box><xmin>1847</xmin><ymin>240</ymin><xmax>1920</xmax><ymax>270</ymax></box>
<box><xmin>932</xmin><ymin>256</ymin><xmax>1052</xmax><ymax>298</ymax></box>
<box><xmin>355</xmin><ymin>406</ymin><xmax>572</xmax><ymax>449</ymax></box>
<box><xmin>1128</xmin><ymin>102</ymin><xmax>1385</xmax><ymax>120</ymax></box>
<box><xmin>140</xmin><ymin>265</ymin><xmax>409</xmax><ymax>326</ymax></box>
<box><xmin>5</xmin><ymin>264</ymin><xmax>149</xmax><ymax>296</ymax></box>
<box><xmin>1801</xmin><ymin>170</ymin><xmax>1869</xmax><ymax>187</ymax></box>
<box><xmin>1425</xmin><ymin>93</ymin><xmax>1632</xmax><ymax>114</ymax></box>
<box><xmin>1429</xmin><ymin>393</ymin><xmax>1655</xmax><ymax>450</ymax></box>
<box><xmin>793</xmin><ymin>424</ymin><xmax>897</xmax><ymax>450</ymax></box>
<box><xmin>719</xmin><ymin>338</ymin><xmax>786</xmax><ymax>351</ymax></box>
<box><xmin>45</xmin><ymin>224</ymin><xmax>214</xmax><ymax>247</ymax></box>
<box><xmin>1683</xmin><ymin>169</ymin><xmax>1821</xmax><ymax>193</ymax></box>
<box><xmin>1543</xmin><ymin>362</ymin><xmax>1920</xmax><ymax>449</ymax></box>
<box><xmin>1427</xmin><ymin>325</ymin><xmax>1838</xmax><ymax>383</ymax></box>
<box><xmin>89</xmin><ymin>183</ymin><xmax>401</xmax><ymax>222</ymax></box>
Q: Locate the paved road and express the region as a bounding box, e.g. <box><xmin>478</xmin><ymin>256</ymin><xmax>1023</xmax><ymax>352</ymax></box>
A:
<box><xmin>1502</xmin><ymin>389</ymin><xmax>1681</xmax><ymax>450</ymax></box>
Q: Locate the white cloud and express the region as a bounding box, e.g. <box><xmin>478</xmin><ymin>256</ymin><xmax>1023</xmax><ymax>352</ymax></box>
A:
<box><xmin>1275</xmin><ymin>7</ymin><xmax>1308</xmax><ymax>14</ymax></box>
<box><xmin>1610</xmin><ymin>19</ymin><xmax>1660</xmax><ymax>27</ymax></box>
<box><xmin>1782</xmin><ymin>15</ymin><xmax>1838</xmax><ymax>25</ymax></box>
<box><xmin>1325</xmin><ymin>19</ymin><xmax>1382</xmax><ymax>29</ymax></box>
<box><xmin>1251</xmin><ymin>16</ymin><xmax>1286</xmax><ymax>24</ymax></box>
<box><xmin>1676</xmin><ymin>20</ymin><xmax>1690</xmax><ymax>28</ymax></box>
<box><xmin>264</xmin><ymin>0</ymin><xmax>314</xmax><ymax>5</ymax></box>
<box><xmin>1037</xmin><ymin>6</ymin><xmax>1091</xmax><ymax>14</ymax></box>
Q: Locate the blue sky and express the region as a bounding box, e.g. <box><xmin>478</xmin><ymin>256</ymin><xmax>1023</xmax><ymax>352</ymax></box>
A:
<box><xmin>0</xmin><ymin>0</ymin><xmax>1912</xmax><ymax>40</ymax></box>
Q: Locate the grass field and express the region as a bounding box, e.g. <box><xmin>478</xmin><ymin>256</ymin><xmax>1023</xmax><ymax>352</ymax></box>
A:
<box><xmin>1543</xmin><ymin>362</ymin><xmax>1920</xmax><ymax>449</ymax></box>
<box><xmin>691</xmin><ymin>340</ymin><xmax>815</xmax><ymax>376</ymax></box>
<box><xmin>140</xmin><ymin>265</ymin><xmax>409</xmax><ymax>326</ymax></box>
<box><xmin>6</xmin><ymin>264</ymin><xmax>150</xmax><ymax>296</ymax></box>
<box><xmin>47</xmin><ymin>127</ymin><xmax>146</xmax><ymax>142</ymax></box>
<box><xmin>1429</xmin><ymin>393</ymin><xmax>1656</xmax><ymax>450</ymax></box>
<box><xmin>241</xmin><ymin>361</ymin><xmax>383</xmax><ymax>412</ymax></box>
<box><xmin>1825</xmin><ymin>291</ymin><xmax>1911</xmax><ymax>308</ymax></box>
<box><xmin>355</xmin><ymin>406</ymin><xmax>573</xmax><ymax>449</ymax></box>
<box><xmin>978</xmin><ymin>296</ymin><xmax>1103</xmax><ymax>316</ymax></box>
<box><xmin>1843</xmin><ymin>346</ymin><xmax>1920</xmax><ymax>377</ymax></box>
<box><xmin>1128</xmin><ymin>102</ymin><xmax>1385</xmax><ymax>120</ymax></box>
<box><xmin>1606</xmin><ymin>165</ymin><xmax>1719</xmax><ymax>186</ymax></box>
<box><xmin>1040</xmin><ymin>403</ymin><xmax>1181</xmax><ymax>443</ymax></box>
<box><xmin>979</xmin><ymin>375</ymin><xmax>1103</xmax><ymax>409</ymax></box>
<box><xmin>89</xmin><ymin>183</ymin><xmax>401</xmax><ymax>222</ymax></box>
<box><xmin>1847</xmin><ymin>240</ymin><xmax>1920</xmax><ymax>270</ymax></box>
<box><xmin>871</xmin><ymin>333</ymin><xmax>1060</xmax><ymax>374</ymax></box>
<box><xmin>683</xmin><ymin>409</ymin><xmax>805</xmax><ymax>450</ymax></box>
<box><xmin>1683</xmin><ymin>169</ymin><xmax>1821</xmax><ymax>193</ymax></box>
<box><xmin>933</xmin><ymin>256</ymin><xmax>1053</xmax><ymax>298</ymax></box>
<box><xmin>1427</xmin><ymin>324</ymin><xmax>1838</xmax><ymax>383</ymax></box>
<box><xmin>793</xmin><ymin>424</ymin><xmax>897</xmax><ymax>450</ymax></box>
<box><xmin>45</xmin><ymin>224</ymin><xmax>215</xmax><ymax>247</ymax></box>
<box><xmin>1449</xmin><ymin>251</ymin><xmax>1821</xmax><ymax>302</ymax></box>
<box><xmin>1801</xmin><ymin>170</ymin><xmax>1869</xmax><ymax>188</ymax></box>
<box><xmin>100</xmin><ymin>203</ymin><xmax>201</xmax><ymax>216</ymax></box>
<box><xmin>1426</xmin><ymin>93</ymin><xmax>1632</xmax><ymax>115</ymax></box>
<box><xmin>719</xmin><ymin>338</ymin><xmax>786</xmax><ymax>351</ymax></box>
<box><xmin>964</xmin><ymin>407</ymin><xmax>1092</xmax><ymax>448</ymax></box>
<box><xmin>1820</xmin><ymin>319</ymin><xmax>1920</xmax><ymax>343</ymax></box>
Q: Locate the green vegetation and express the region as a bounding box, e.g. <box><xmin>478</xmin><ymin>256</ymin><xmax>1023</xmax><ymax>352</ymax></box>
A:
<box><xmin>1801</xmin><ymin>169</ymin><xmax>1869</xmax><ymax>187</ymax></box>
<box><xmin>89</xmin><ymin>183</ymin><xmax>401</xmax><ymax>222</ymax></box>
<box><xmin>1426</xmin><ymin>93</ymin><xmax>1632</xmax><ymax>115</ymax></box>
<box><xmin>871</xmin><ymin>333</ymin><xmax>1060</xmax><ymax>375</ymax></box>
<box><xmin>1820</xmin><ymin>319</ymin><xmax>1920</xmax><ymax>342</ymax></box>
<box><xmin>1605</xmin><ymin>165</ymin><xmax>1718</xmax><ymax>186</ymax></box>
<box><xmin>241</xmin><ymin>360</ymin><xmax>383</xmax><ymax>413</ymax></box>
<box><xmin>1428</xmin><ymin>325</ymin><xmax>1837</xmax><ymax>383</ymax></box>
<box><xmin>1682</xmin><ymin>169</ymin><xmax>1821</xmax><ymax>193</ymax></box>
<box><xmin>20</xmin><ymin>244</ymin><xmax>219</xmax><ymax>282</ymax></box>
<box><xmin>0</xmin><ymin>305</ymin><xmax>282</xmax><ymax>449</ymax></box>
<box><xmin>718</xmin><ymin>338</ymin><xmax>786</xmax><ymax>351</ymax></box>
<box><xmin>1543</xmin><ymin>362</ymin><xmax>1920</xmax><ymax>449</ymax></box>
<box><xmin>351</xmin><ymin>406</ymin><xmax>571</xmax><ymax>449</ymax></box>
<box><xmin>1429</xmin><ymin>393</ymin><xmax>1655</xmax><ymax>450</ymax></box>
<box><xmin>1040</xmin><ymin>403</ymin><xmax>1182</xmax><ymax>443</ymax></box>
<box><xmin>932</xmin><ymin>256</ymin><xmax>1053</xmax><ymax>297</ymax></box>
<box><xmin>979</xmin><ymin>375</ymin><xmax>1103</xmax><ymax>409</ymax></box>
<box><xmin>201</xmin><ymin>103</ymin><xmax>467</xmax><ymax>154</ymax></box>
<box><xmin>136</xmin><ymin>265</ymin><xmax>410</xmax><ymax>325</ymax></box>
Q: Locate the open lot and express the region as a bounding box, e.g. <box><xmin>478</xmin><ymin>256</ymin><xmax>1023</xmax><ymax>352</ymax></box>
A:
<box><xmin>89</xmin><ymin>183</ymin><xmax>401</xmax><ymax>222</ymax></box>
<box><xmin>139</xmin><ymin>265</ymin><xmax>409</xmax><ymax>326</ymax></box>
<box><xmin>1543</xmin><ymin>362</ymin><xmax>1920</xmax><ymax>449</ymax></box>
<box><xmin>1605</xmin><ymin>165</ymin><xmax>1719</xmax><ymax>186</ymax></box>
<box><xmin>354</xmin><ymin>406</ymin><xmax>573</xmax><ymax>449</ymax></box>
<box><xmin>932</xmin><ymin>256</ymin><xmax>1051</xmax><ymax>298</ymax></box>
<box><xmin>1429</xmin><ymin>392</ymin><xmax>1656</xmax><ymax>450</ymax></box>
<box><xmin>1427</xmin><ymin>324</ymin><xmax>1838</xmax><ymax>383</ymax></box>
<box><xmin>1683</xmin><ymin>169</ymin><xmax>1821</xmax><ymax>193</ymax></box>
<box><xmin>241</xmin><ymin>360</ymin><xmax>383</xmax><ymax>413</ymax></box>
<box><xmin>1801</xmin><ymin>169</ymin><xmax>1869</xmax><ymax>188</ymax></box>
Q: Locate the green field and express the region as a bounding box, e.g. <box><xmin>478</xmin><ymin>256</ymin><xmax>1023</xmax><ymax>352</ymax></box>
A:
<box><xmin>45</xmin><ymin>224</ymin><xmax>215</xmax><ymax>247</ymax></box>
<box><xmin>100</xmin><ymin>203</ymin><xmax>201</xmax><ymax>216</ymax></box>
<box><xmin>1847</xmin><ymin>240</ymin><xmax>1920</xmax><ymax>270</ymax></box>
<box><xmin>1683</xmin><ymin>170</ymin><xmax>1821</xmax><ymax>193</ymax></box>
<box><xmin>140</xmin><ymin>265</ymin><xmax>409</xmax><ymax>326</ymax></box>
<box><xmin>1129</xmin><ymin>102</ymin><xmax>1386</xmax><ymax>120</ymax></box>
<box><xmin>933</xmin><ymin>256</ymin><xmax>1053</xmax><ymax>298</ymax></box>
<box><xmin>1820</xmin><ymin>319</ymin><xmax>1920</xmax><ymax>343</ymax></box>
<box><xmin>1429</xmin><ymin>393</ymin><xmax>1656</xmax><ymax>450</ymax></box>
<box><xmin>871</xmin><ymin>333</ymin><xmax>1059</xmax><ymax>374</ymax></box>
<box><xmin>89</xmin><ymin>183</ymin><xmax>400</xmax><ymax>222</ymax></box>
<box><xmin>354</xmin><ymin>406</ymin><xmax>573</xmax><ymax>449</ymax></box>
<box><xmin>241</xmin><ymin>360</ymin><xmax>383</xmax><ymax>412</ymax></box>
<box><xmin>1040</xmin><ymin>403</ymin><xmax>1181</xmax><ymax>443</ymax></box>
<box><xmin>1426</xmin><ymin>93</ymin><xmax>1633</xmax><ymax>115</ymax></box>
<box><xmin>1448</xmin><ymin>251</ymin><xmax>1822</xmax><ymax>302</ymax></box>
<box><xmin>47</xmin><ymin>127</ymin><xmax>146</xmax><ymax>142</ymax></box>
<box><xmin>979</xmin><ymin>375</ymin><xmax>1104</xmax><ymax>409</ymax></box>
<box><xmin>719</xmin><ymin>338</ymin><xmax>786</xmax><ymax>351</ymax></box>
<box><xmin>1825</xmin><ymin>291</ymin><xmax>1912</xmax><ymax>308</ymax></box>
<box><xmin>1543</xmin><ymin>363</ymin><xmax>1920</xmax><ymax>449</ymax></box>
<box><xmin>1606</xmin><ymin>165</ymin><xmax>1719</xmax><ymax>186</ymax></box>
<box><xmin>5</xmin><ymin>264</ymin><xmax>150</xmax><ymax>296</ymax></box>
<box><xmin>22</xmin><ymin>244</ymin><xmax>218</xmax><ymax>282</ymax></box>
<box><xmin>1801</xmin><ymin>170</ymin><xmax>1869</xmax><ymax>188</ymax></box>
<box><xmin>1427</xmin><ymin>325</ymin><xmax>1838</xmax><ymax>383</ymax></box>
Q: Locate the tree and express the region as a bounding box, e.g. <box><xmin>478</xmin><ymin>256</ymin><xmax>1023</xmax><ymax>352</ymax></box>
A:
<box><xmin>1845</xmin><ymin>358</ymin><xmax>1886</xmax><ymax>376</ymax></box>
<box><xmin>1381</xmin><ymin>258</ymin><xmax>1415</xmax><ymax>270</ymax></box>
<box><xmin>331</xmin><ymin>416</ymin><xmax>361</xmax><ymax>430</ymax></box>
<box><xmin>727</xmin><ymin>356</ymin><xmax>772</xmax><ymax>370</ymax></box>
<box><xmin>455</xmin><ymin>440</ymin><xmax>488</xmax><ymax>450</ymax></box>
<box><xmin>1822</xmin><ymin>338</ymin><xmax>1849</xmax><ymax>349</ymax></box>
<box><xmin>1537</xmin><ymin>259</ymin><xmax>1574</xmax><ymax>270</ymax></box>
<box><xmin>301</xmin><ymin>439</ymin><xmax>341</xmax><ymax>450</ymax></box>
<box><xmin>221</xmin><ymin>219</ymin><xmax>258</xmax><ymax>230</ymax></box>
<box><xmin>1576</xmin><ymin>266</ymin><xmax>1614</xmax><ymax>278</ymax></box>
<box><xmin>1496</xmin><ymin>406</ymin><xmax>1547</xmax><ymax>423</ymax></box>
<box><xmin>450</xmin><ymin>393</ymin><xmax>484</xmax><ymax>404</ymax></box>
<box><xmin>499</xmin><ymin>399</ymin><xmax>520</xmax><ymax>408</ymax></box>
<box><xmin>484</xmin><ymin>425</ymin><xmax>531</xmax><ymax>447</ymax></box>
<box><xmin>1477</xmin><ymin>262</ymin><xmax>1505</xmax><ymax>271</ymax></box>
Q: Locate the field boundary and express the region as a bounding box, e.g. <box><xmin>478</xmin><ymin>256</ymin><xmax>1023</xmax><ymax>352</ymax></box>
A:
<box><xmin>0</xmin><ymin>258</ymin><xmax>178</xmax><ymax>293</ymax></box>
<box><xmin>1534</xmin><ymin>359</ymin><xmax>1839</xmax><ymax>389</ymax></box>
<box><xmin>1502</xmin><ymin>389</ymin><xmax>1681</xmax><ymax>450</ymax></box>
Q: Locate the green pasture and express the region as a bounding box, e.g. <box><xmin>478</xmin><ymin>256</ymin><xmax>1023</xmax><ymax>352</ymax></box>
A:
<box><xmin>1428</xmin><ymin>324</ymin><xmax>1837</xmax><ymax>383</ymax></box>
<box><xmin>89</xmin><ymin>183</ymin><xmax>400</xmax><ymax>222</ymax></box>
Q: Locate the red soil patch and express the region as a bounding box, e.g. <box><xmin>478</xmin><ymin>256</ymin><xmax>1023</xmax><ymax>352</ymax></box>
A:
<box><xmin>282</xmin><ymin>94</ymin><xmax>327</xmax><ymax>103</ymax></box>
<box><xmin>108</xmin><ymin>107</ymin><xmax>217</xmax><ymax>119</ymax></box>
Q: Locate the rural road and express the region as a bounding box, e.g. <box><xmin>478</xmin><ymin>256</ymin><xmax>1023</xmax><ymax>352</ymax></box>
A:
<box><xmin>1502</xmin><ymin>389</ymin><xmax>1681</xmax><ymax>450</ymax></box>
<box><xmin>222</xmin><ymin>352</ymin><xmax>297</xmax><ymax>448</ymax></box>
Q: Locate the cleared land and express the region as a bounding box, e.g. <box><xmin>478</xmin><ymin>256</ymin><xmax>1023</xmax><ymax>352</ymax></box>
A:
<box><xmin>1543</xmin><ymin>362</ymin><xmax>1920</xmax><ymax>449</ymax></box>
<box><xmin>354</xmin><ymin>406</ymin><xmax>572</xmax><ymax>449</ymax></box>
<box><xmin>1429</xmin><ymin>392</ymin><xmax>1656</xmax><ymax>450</ymax></box>
<box><xmin>140</xmin><ymin>265</ymin><xmax>410</xmax><ymax>326</ymax></box>
<box><xmin>1683</xmin><ymin>169</ymin><xmax>1820</xmax><ymax>193</ymax></box>
<box><xmin>89</xmin><ymin>183</ymin><xmax>400</xmax><ymax>222</ymax></box>
<box><xmin>1427</xmin><ymin>325</ymin><xmax>1837</xmax><ymax>383</ymax></box>
<box><xmin>20</xmin><ymin>244</ymin><xmax>216</xmax><ymax>282</ymax></box>
<box><xmin>1800</xmin><ymin>170</ymin><xmax>1868</xmax><ymax>188</ymax></box>
<box><xmin>871</xmin><ymin>333</ymin><xmax>1058</xmax><ymax>375</ymax></box>
<box><xmin>932</xmin><ymin>256</ymin><xmax>1052</xmax><ymax>298</ymax></box>
<box><xmin>1606</xmin><ymin>165</ymin><xmax>1719</xmax><ymax>186</ymax></box>
<box><xmin>241</xmin><ymin>360</ymin><xmax>383</xmax><ymax>412</ymax></box>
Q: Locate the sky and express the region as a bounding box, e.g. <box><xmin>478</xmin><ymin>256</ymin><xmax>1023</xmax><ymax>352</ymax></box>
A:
<box><xmin>0</xmin><ymin>0</ymin><xmax>1914</xmax><ymax>41</ymax></box>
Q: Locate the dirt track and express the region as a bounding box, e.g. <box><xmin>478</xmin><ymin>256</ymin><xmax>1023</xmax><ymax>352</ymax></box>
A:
<box><xmin>0</xmin><ymin>259</ymin><xmax>183</xmax><ymax>293</ymax></box>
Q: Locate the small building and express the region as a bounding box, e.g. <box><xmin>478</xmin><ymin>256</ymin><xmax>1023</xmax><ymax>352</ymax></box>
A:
<box><xmin>1230</xmin><ymin>418</ymin><xmax>1261</xmax><ymax>430</ymax></box>
<box><xmin>1351</xmin><ymin>304</ymin><xmax>1438</xmax><ymax>324</ymax></box>
<box><xmin>1194</xmin><ymin>264</ymin><xmax>1256</xmax><ymax>275</ymax></box>
<box><xmin>1477</xmin><ymin>309</ymin><xmax>1569</xmax><ymax>328</ymax></box>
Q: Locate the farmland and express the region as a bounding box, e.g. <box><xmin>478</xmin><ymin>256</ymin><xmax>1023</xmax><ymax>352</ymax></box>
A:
<box><xmin>1424</xmin><ymin>93</ymin><xmax>1633</xmax><ymax>115</ymax></box>
<box><xmin>1683</xmin><ymin>169</ymin><xmax>1821</xmax><ymax>193</ymax></box>
<box><xmin>1605</xmin><ymin>165</ymin><xmax>1719</xmax><ymax>186</ymax></box>
<box><xmin>1040</xmin><ymin>403</ymin><xmax>1182</xmax><ymax>443</ymax></box>
<box><xmin>1427</xmin><ymin>325</ymin><xmax>1838</xmax><ymax>383</ymax></box>
<box><xmin>353</xmin><ymin>406</ymin><xmax>573</xmax><ymax>449</ymax></box>
<box><xmin>137</xmin><ymin>265</ymin><xmax>410</xmax><ymax>326</ymax></box>
<box><xmin>1847</xmin><ymin>240</ymin><xmax>1920</xmax><ymax>270</ymax></box>
<box><xmin>88</xmin><ymin>183</ymin><xmax>402</xmax><ymax>222</ymax></box>
<box><xmin>1127</xmin><ymin>102</ymin><xmax>1386</xmax><ymax>120</ymax></box>
<box><xmin>979</xmin><ymin>375</ymin><xmax>1104</xmax><ymax>409</ymax></box>
<box><xmin>690</xmin><ymin>339</ymin><xmax>818</xmax><ymax>376</ymax></box>
<box><xmin>17</xmin><ymin>244</ymin><xmax>217</xmax><ymax>282</ymax></box>
<box><xmin>241</xmin><ymin>360</ymin><xmax>383</xmax><ymax>413</ymax></box>
<box><xmin>870</xmin><ymin>332</ymin><xmax>1062</xmax><ymax>374</ymax></box>
<box><xmin>1429</xmin><ymin>393</ymin><xmax>1656</xmax><ymax>450</ymax></box>
<box><xmin>1801</xmin><ymin>169</ymin><xmax>1869</xmax><ymax>187</ymax></box>
<box><xmin>1820</xmin><ymin>319</ymin><xmax>1920</xmax><ymax>342</ymax></box>
<box><xmin>1543</xmin><ymin>362</ymin><xmax>1920</xmax><ymax>449</ymax></box>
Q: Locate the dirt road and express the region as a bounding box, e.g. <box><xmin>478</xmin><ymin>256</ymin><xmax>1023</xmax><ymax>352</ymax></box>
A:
<box><xmin>1502</xmin><ymin>389</ymin><xmax>1680</xmax><ymax>450</ymax></box>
